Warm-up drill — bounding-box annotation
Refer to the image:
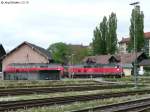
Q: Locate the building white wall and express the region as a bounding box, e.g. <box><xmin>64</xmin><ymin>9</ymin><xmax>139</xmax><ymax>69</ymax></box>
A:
<box><xmin>123</xmin><ymin>68</ymin><xmax>132</xmax><ymax>76</ymax></box>
<box><xmin>119</xmin><ymin>43</ymin><xmax>127</xmax><ymax>53</ymax></box>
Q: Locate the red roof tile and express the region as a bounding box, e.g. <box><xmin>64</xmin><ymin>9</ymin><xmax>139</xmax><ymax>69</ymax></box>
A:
<box><xmin>144</xmin><ymin>32</ymin><xmax>150</xmax><ymax>39</ymax></box>
<box><xmin>119</xmin><ymin>32</ymin><xmax>150</xmax><ymax>43</ymax></box>
<box><xmin>83</xmin><ymin>52</ymin><xmax>145</xmax><ymax>64</ymax></box>
<box><xmin>119</xmin><ymin>38</ymin><xmax>130</xmax><ymax>44</ymax></box>
<box><xmin>83</xmin><ymin>55</ymin><xmax>112</xmax><ymax>64</ymax></box>
<box><xmin>114</xmin><ymin>52</ymin><xmax>143</xmax><ymax>64</ymax></box>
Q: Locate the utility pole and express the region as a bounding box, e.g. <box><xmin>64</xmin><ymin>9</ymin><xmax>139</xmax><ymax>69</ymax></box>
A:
<box><xmin>71</xmin><ymin>54</ymin><xmax>74</xmax><ymax>78</ymax></box>
<box><xmin>129</xmin><ymin>1</ymin><xmax>140</xmax><ymax>88</ymax></box>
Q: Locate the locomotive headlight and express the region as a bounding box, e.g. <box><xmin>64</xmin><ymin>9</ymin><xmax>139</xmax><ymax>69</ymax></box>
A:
<box><xmin>117</xmin><ymin>68</ymin><xmax>120</xmax><ymax>71</ymax></box>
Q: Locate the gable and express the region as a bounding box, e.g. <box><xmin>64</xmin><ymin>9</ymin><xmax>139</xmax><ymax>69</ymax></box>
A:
<box><xmin>2</xmin><ymin>44</ymin><xmax>50</xmax><ymax>71</ymax></box>
<box><xmin>3</xmin><ymin>44</ymin><xmax>49</xmax><ymax>63</ymax></box>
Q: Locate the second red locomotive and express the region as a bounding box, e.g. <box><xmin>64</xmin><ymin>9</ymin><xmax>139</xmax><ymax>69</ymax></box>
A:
<box><xmin>65</xmin><ymin>64</ymin><xmax>124</xmax><ymax>78</ymax></box>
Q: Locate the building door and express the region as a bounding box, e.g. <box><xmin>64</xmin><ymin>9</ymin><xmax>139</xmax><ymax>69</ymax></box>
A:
<box><xmin>39</xmin><ymin>70</ymin><xmax>60</xmax><ymax>80</ymax></box>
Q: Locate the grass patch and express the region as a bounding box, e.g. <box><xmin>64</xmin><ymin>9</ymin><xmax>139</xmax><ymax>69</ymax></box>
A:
<box><xmin>102</xmin><ymin>76</ymin><xmax>150</xmax><ymax>85</ymax></box>
<box><xmin>0</xmin><ymin>79</ymin><xmax>98</xmax><ymax>88</ymax></box>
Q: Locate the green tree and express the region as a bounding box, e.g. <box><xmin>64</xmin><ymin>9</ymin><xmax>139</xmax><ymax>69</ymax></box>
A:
<box><xmin>128</xmin><ymin>5</ymin><xmax>144</xmax><ymax>52</ymax></box>
<box><xmin>100</xmin><ymin>16</ymin><xmax>108</xmax><ymax>54</ymax></box>
<box><xmin>87</xmin><ymin>43</ymin><xmax>93</xmax><ymax>56</ymax></box>
<box><xmin>107</xmin><ymin>12</ymin><xmax>117</xmax><ymax>54</ymax></box>
<box><xmin>92</xmin><ymin>14</ymin><xmax>117</xmax><ymax>55</ymax></box>
<box><xmin>92</xmin><ymin>27</ymin><xmax>101</xmax><ymax>55</ymax></box>
<box><xmin>92</xmin><ymin>16</ymin><xmax>108</xmax><ymax>55</ymax></box>
<box><xmin>48</xmin><ymin>42</ymin><xmax>71</xmax><ymax>64</ymax></box>
<box><xmin>68</xmin><ymin>44</ymin><xmax>89</xmax><ymax>64</ymax></box>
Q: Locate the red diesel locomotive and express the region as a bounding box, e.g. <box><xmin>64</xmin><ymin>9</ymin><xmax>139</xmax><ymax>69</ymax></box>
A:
<box><xmin>65</xmin><ymin>64</ymin><xmax>124</xmax><ymax>78</ymax></box>
<box><xmin>4</xmin><ymin>63</ymin><xmax>124</xmax><ymax>80</ymax></box>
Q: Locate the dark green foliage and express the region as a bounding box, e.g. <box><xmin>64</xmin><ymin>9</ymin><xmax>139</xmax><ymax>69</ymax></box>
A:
<box><xmin>128</xmin><ymin>6</ymin><xmax>144</xmax><ymax>52</ymax></box>
<box><xmin>92</xmin><ymin>13</ymin><xmax>117</xmax><ymax>55</ymax></box>
<box><xmin>48</xmin><ymin>42</ymin><xmax>89</xmax><ymax>64</ymax></box>
<box><xmin>108</xmin><ymin>13</ymin><xmax>117</xmax><ymax>54</ymax></box>
<box><xmin>100</xmin><ymin>16</ymin><xmax>108</xmax><ymax>54</ymax></box>
<box><xmin>48</xmin><ymin>42</ymin><xmax>71</xmax><ymax>64</ymax></box>
<box><xmin>68</xmin><ymin>44</ymin><xmax>89</xmax><ymax>64</ymax></box>
<box><xmin>87</xmin><ymin>43</ymin><xmax>94</xmax><ymax>56</ymax></box>
<box><xmin>92</xmin><ymin>27</ymin><xmax>102</xmax><ymax>55</ymax></box>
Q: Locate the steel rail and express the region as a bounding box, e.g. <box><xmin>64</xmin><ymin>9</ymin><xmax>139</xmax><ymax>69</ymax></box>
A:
<box><xmin>0</xmin><ymin>83</ymin><xmax>102</xmax><ymax>89</ymax></box>
<box><xmin>71</xmin><ymin>97</ymin><xmax>150</xmax><ymax>112</ymax></box>
<box><xmin>0</xmin><ymin>84</ymin><xmax>134</xmax><ymax>96</ymax></box>
<box><xmin>0</xmin><ymin>89</ymin><xmax>150</xmax><ymax>111</ymax></box>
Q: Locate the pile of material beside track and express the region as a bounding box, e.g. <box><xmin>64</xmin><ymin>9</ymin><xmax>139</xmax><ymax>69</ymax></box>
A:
<box><xmin>0</xmin><ymin>84</ymin><xmax>134</xmax><ymax>96</ymax></box>
<box><xmin>1</xmin><ymin>89</ymin><xmax>150</xmax><ymax>111</ymax></box>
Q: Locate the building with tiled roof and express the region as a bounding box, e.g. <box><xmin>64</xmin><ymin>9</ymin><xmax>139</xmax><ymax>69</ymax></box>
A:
<box><xmin>144</xmin><ymin>32</ymin><xmax>150</xmax><ymax>39</ymax></box>
<box><xmin>114</xmin><ymin>52</ymin><xmax>147</xmax><ymax>64</ymax></box>
<box><xmin>83</xmin><ymin>52</ymin><xmax>146</xmax><ymax>65</ymax></box>
<box><xmin>2</xmin><ymin>41</ymin><xmax>53</xmax><ymax>72</ymax></box>
<box><xmin>119</xmin><ymin>32</ymin><xmax>150</xmax><ymax>55</ymax></box>
<box><xmin>1</xmin><ymin>41</ymin><xmax>65</xmax><ymax>80</ymax></box>
<box><xmin>118</xmin><ymin>38</ymin><xmax>130</xmax><ymax>44</ymax></box>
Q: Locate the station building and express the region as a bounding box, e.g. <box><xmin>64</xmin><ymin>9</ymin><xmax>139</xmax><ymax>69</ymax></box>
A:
<box><xmin>2</xmin><ymin>41</ymin><xmax>63</xmax><ymax>80</ymax></box>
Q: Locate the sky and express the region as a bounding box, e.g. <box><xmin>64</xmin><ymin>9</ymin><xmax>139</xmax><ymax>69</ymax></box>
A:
<box><xmin>0</xmin><ymin>0</ymin><xmax>150</xmax><ymax>51</ymax></box>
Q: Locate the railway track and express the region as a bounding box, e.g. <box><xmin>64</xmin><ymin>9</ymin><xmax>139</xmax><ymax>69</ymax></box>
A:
<box><xmin>0</xmin><ymin>89</ymin><xmax>150</xmax><ymax>111</ymax></box>
<box><xmin>71</xmin><ymin>97</ymin><xmax>150</xmax><ymax>112</ymax></box>
<box><xmin>137</xmin><ymin>107</ymin><xmax>150</xmax><ymax>112</ymax></box>
<box><xmin>0</xmin><ymin>83</ymin><xmax>102</xmax><ymax>89</ymax></box>
<box><xmin>0</xmin><ymin>80</ymin><xmax>122</xmax><ymax>89</ymax></box>
<box><xmin>0</xmin><ymin>84</ymin><xmax>134</xmax><ymax>96</ymax></box>
<box><xmin>0</xmin><ymin>80</ymin><xmax>112</xmax><ymax>89</ymax></box>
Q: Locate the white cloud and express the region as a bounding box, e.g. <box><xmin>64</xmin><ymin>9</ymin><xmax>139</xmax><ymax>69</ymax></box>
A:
<box><xmin>0</xmin><ymin>0</ymin><xmax>149</xmax><ymax>50</ymax></box>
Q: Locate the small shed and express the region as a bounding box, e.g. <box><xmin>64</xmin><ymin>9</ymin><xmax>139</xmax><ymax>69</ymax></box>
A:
<box><xmin>120</xmin><ymin>64</ymin><xmax>133</xmax><ymax>76</ymax></box>
<box><xmin>139</xmin><ymin>59</ymin><xmax>150</xmax><ymax>75</ymax></box>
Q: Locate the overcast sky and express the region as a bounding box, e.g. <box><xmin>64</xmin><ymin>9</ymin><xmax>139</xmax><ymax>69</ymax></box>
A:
<box><xmin>0</xmin><ymin>0</ymin><xmax>150</xmax><ymax>51</ymax></box>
